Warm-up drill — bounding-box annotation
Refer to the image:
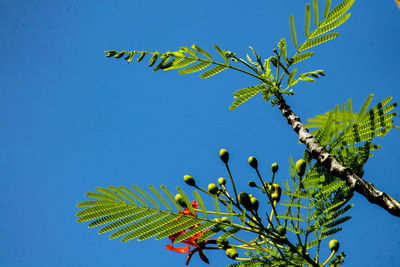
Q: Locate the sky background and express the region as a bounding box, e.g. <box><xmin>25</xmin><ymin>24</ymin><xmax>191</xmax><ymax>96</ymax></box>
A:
<box><xmin>1</xmin><ymin>0</ymin><xmax>399</xmax><ymax>266</ymax></box>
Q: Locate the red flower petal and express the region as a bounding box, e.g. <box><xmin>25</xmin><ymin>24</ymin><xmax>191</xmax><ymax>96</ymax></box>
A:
<box><xmin>165</xmin><ymin>244</ymin><xmax>190</xmax><ymax>254</ymax></box>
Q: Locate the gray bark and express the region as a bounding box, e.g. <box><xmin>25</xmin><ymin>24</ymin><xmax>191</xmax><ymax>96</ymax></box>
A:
<box><xmin>277</xmin><ymin>96</ymin><xmax>400</xmax><ymax>217</ymax></box>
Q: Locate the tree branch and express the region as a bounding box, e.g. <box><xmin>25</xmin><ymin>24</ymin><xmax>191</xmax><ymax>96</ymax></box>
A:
<box><xmin>276</xmin><ymin>95</ymin><xmax>400</xmax><ymax>217</ymax></box>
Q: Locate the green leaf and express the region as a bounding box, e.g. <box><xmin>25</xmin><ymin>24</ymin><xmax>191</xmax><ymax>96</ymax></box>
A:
<box><xmin>108</xmin><ymin>185</ymin><xmax>137</xmax><ymax>205</ymax></box>
<box><xmin>160</xmin><ymin>185</ymin><xmax>183</xmax><ymax>212</ymax></box>
<box><xmin>304</xmin><ymin>3</ymin><xmax>311</xmax><ymax>37</ymax></box>
<box><xmin>200</xmin><ymin>64</ymin><xmax>228</xmax><ymax>79</ymax></box>
<box><xmin>148</xmin><ymin>185</ymin><xmax>172</xmax><ymax>211</ymax></box>
<box><xmin>167</xmin><ymin>57</ymin><xmax>198</xmax><ymax>70</ymax></box>
<box><xmin>176</xmin><ymin>186</ymin><xmax>195</xmax><ymax>214</ymax></box>
<box><xmin>289</xmin><ymin>15</ymin><xmax>298</xmax><ymax>50</ymax></box>
<box><xmin>132</xmin><ymin>185</ymin><xmax>160</xmax><ymax>209</ymax></box>
<box><xmin>214</xmin><ymin>44</ymin><xmax>230</xmax><ymax>64</ymax></box>
<box><xmin>192</xmin><ymin>44</ymin><xmax>213</xmax><ymax>60</ymax></box>
<box><xmin>179</xmin><ymin>47</ymin><xmax>198</xmax><ymax>58</ymax></box>
<box><xmin>178</xmin><ymin>61</ymin><xmax>213</xmax><ymax>75</ymax></box>
<box><xmin>323</xmin><ymin>0</ymin><xmax>332</xmax><ymax>18</ymax></box>
<box><xmin>323</xmin><ymin>0</ymin><xmax>354</xmax><ymax>26</ymax></box>
<box><xmin>193</xmin><ymin>190</ymin><xmax>208</xmax><ymax>219</ymax></box>
<box><xmin>230</xmin><ymin>84</ymin><xmax>267</xmax><ymax>110</ymax></box>
<box><xmin>136</xmin><ymin>52</ymin><xmax>146</xmax><ymax>62</ymax></box>
<box><xmin>119</xmin><ymin>186</ymin><xmax>147</xmax><ymax>207</ymax></box>
<box><xmin>313</xmin><ymin>0</ymin><xmax>319</xmax><ymax>26</ymax></box>
<box><xmin>310</xmin><ymin>13</ymin><xmax>350</xmax><ymax>39</ymax></box>
<box><xmin>290</xmin><ymin>52</ymin><xmax>314</xmax><ymax>65</ymax></box>
<box><xmin>299</xmin><ymin>32</ymin><xmax>339</xmax><ymax>52</ymax></box>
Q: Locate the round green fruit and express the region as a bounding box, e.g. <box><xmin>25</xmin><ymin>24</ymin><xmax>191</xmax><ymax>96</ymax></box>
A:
<box><xmin>226</xmin><ymin>248</ymin><xmax>238</xmax><ymax>259</ymax></box>
<box><xmin>248</xmin><ymin>156</ymin><xmax>258</xmax><ymax>169</ymax></box>
<box><xmin>329</xmin><ymin>239</ymin><xmax>340</xmax><ymax>252</ymax></box>
<box><xmin>296</xmin><ymin>159</ymin><xmax>307</xmax><ymax>177</ymax></box>
<box><xmin>219</xmin><ymin>148</ymin><xmax>229</xmax><ymax>163</ymax></box>
<box><xmin>208</xmin><ymin>183</ymin><xmax>219</xmax><ymax>195</ymax></box>
<box><xmin>174</xmin><ymin>194</ymin><xmax>186</xmax><ymax>207</ymax></box>
<box><xmin>271</xmin><ymin>163</ymin><xmax>279</xmax><ymax>174</ymax></box>
<box><xmin>183</xmin><ymin>175</ymin><xmax>196</xmax><ymax>186</ymax></box>
<box><xmin>218</xmin><ymin>177</ymin><xmax>227</xmax><ymax>186</ymax></box>
<box><xmin>239</xmin><ymin>192</ymin><xmax>252</xmax><ymax>210</ymax></box>
<box><xmin>248</xmin><ymin>181</ymin><xmax>257</xmax><ymax>187</ymax></box>
<box><xmin>250</xmin><ymin>197</ymin><xmax>259</xmax><ymax>211</ymax></box>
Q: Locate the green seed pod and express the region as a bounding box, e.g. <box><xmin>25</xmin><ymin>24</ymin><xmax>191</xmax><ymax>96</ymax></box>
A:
<box><xmin>271</xmin><ymin>184</ymin><xmax>282</xmax><ymax>202</ymax></box>
<box><xmin>174</xmin><ymin>194</ymin><xmax>186</xmax><ymax>207</ymax></box>
<box><xmin>226</xmin><ymin>248</ymin><xmax>238</xmax><ymax>259</ymax></box>
<box><xmin>218</xmin><ymin>177</ymin><xmax>227</xmax><ymax>186</ymax></box>
<box><xmin>208</xmin><ymin>183</ymin><xmax>218</xmax><ymax>195</ymax></box>
<box><xmin>248</xmin><ymin>181</ymin><xmax>257</xmax><ymax>187</ymax></box>
<box><xmin>296</xmin><ymin>159</ymin><xmax>307</xmax><ymax>177</ymax></box>
<box><xmin>329</xmin><ymin>239</ymin><xmax>340</xmax><ymax>252</ymax></box>
<box><xmin>271</xmin><ymin>163</ymin><xmax>279</xmax><ymax>174</ymax></box>
<box><xmin>238</xmin><ymin>192</ymin><xmax>252</xmax><ymax>210</ymax></box>
<box><xmin>219</xmin><ymin>148</ymin><xmax>229</xmax><ymax>163</ymax></box>
<box><xmin>248</xmin><ymin>156</ymin><xmax>258</xmax><ymax>169</ymax></box>
<box><xmin>250</xmin><ymin>197</ymin><xmax>259</xmax><ymax>211</ymax></box>
<box><xmin>184</xmin><ymin>175</ymin><xmax>196</xmax><ymax>186</ymax></box>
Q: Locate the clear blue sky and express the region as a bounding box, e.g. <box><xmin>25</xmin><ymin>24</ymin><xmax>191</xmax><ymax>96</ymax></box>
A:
<box><xmin>1</xmin><ymin>0</ymin><xmax>399</xmax><ymax>266</ymax></box>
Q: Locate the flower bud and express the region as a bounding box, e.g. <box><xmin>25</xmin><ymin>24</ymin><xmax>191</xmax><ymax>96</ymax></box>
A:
<box><xmin>271</xmin><ymin>184</ymin><xmax>282</xmax><ymax>202</ymax></box>
<box><xmin>238</xmin><ymin>192</ymin><xmax>252</xmax><ymax>210</ymax></box>
<box><xmin>174</xmin><ymin>194</ymin><xmax>186</xmax><ymax>207</ymax></box>
<box><xmin>271</xmin><ymin>163</ymin><xmax>279</xmax><ymax>174</ymax></box>
<box><xmin>208</xmin><ymin>183</ymin><xmax>218</xmax><ymax>195</ymax></box>
<box><xmin>248</xmin><ymin>181</ymin><xmax>257</xmax><ymax>187</ymax></box>
<box><xmin>183</xmin><ymin>175</ymin><xmax>196</xmax><ymax>186</ymax></box>
<box><xmin>226</xmin><ymin>248</ymin><xmax>238</xmax><ymax>259</ymax></box>
<box><xmin>248</xmin><ymin>156</ymin><xmax>258</xmax><ymax>169</ymax></box>
<box><xmin>296</xmin><ymin>159</ymin><xmax>307</xmax><ymax>177</ymax></box>
<box><xmin>250</xmin><ymin>197</ymin><xmax>259</xmax><ymax>211</ymax></box>
<box><xmin>220</xmin><ymin>216</ymin><xmax>231</xmax><ymax>224</ymax></box>
<box><xmin>329</xmin><ymin>239</ymin><xmax>340</xmax><ymax>252</ymax></box>
<box><xmin>219</xmin><ymin>149</ymin><xmax>229</xmax><ymax>163</ymax></box>
<box><xmin>218</xmin><ymin>177</ymin><xmax>226</xmax><ymax>186</ymax></box>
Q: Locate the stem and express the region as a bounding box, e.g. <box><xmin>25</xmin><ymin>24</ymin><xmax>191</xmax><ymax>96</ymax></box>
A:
<box><xmin>225</xmin><ymin>162</ymin><xmax>239</xmax><ymax>204</ymax></box>
<box><xmin>322</xmin><ymin>251</ymin><xmax>336</xmax><ymax>266</ymax></box>
<box><xmin>267</xmin><ymin>200</ymin><xmax>277</xmax><ymax>229</ymax></box>
<box><xmin>255</xmin><ymin>168</ymin><xmax>280</xmax><ymax>225</ymax></box>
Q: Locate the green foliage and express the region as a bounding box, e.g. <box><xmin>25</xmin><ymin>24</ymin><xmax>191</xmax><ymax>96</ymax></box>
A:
<box><xmin>76</xmin><ymin>185</ymin><xmax>241</xmax><ymax>243</ymax></box>
<box><xmin>76</xmin><ymin>0</ymin><xmax>400</xmax><ymax>266</ymax></box>
<box><xmin>304</xmin><ymin>94</ymin><xmax>398</xmax><ymax>172</ymax></box>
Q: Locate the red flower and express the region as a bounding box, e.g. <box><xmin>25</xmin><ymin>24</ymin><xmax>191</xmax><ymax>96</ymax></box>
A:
<box><xmin>165</xmin><ymin>201</ymin><xmax>217</xmax><ymax>265</ymax></box>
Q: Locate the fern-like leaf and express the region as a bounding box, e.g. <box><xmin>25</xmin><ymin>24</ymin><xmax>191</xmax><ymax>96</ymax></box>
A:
<box><xmin>304</xmin><ymin>3</ymin><xmax>311</xmax><ymax>37</ymax></box>
<box><xmin>200</xmin><ymin>64</ymin><xmax>229</xmax><ymax>79</ymax></box>
<box><xmin>289</xmin><ymin>15</ymin><xmax>298</xmax><ymax>51</ymax></box>
<box><xmin>178</xmin><ymin>61</ymin><xmax>213</xmax><ymax>75</ymax></box>
<box><xmin>290</xmin><ymin>52</ymin><xmax>314</xmax><ymax>65</ymax></box>
<box><xmin>230</xmin><ymin>84</ymin><xmax>267</xmax><ymax>110</ymax></box>
<box><xmin>299</xmin><ymin>32</ymin><xmax>339</xmax><ymax>52</ymax></box>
